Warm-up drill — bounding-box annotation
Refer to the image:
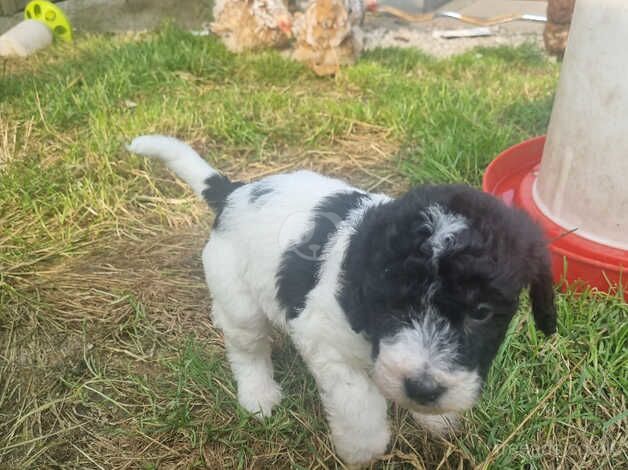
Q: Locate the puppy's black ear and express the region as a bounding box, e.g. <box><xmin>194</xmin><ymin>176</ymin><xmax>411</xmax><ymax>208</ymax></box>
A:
<box><xmin>343</xmin><ymin>285</ymin><xmax>368</xmax><ymax>333</ymax></box>
<box><xmin>528</xmin><ymin>247</ymin><xmax>557</xmax><ymax>335</ymax></box>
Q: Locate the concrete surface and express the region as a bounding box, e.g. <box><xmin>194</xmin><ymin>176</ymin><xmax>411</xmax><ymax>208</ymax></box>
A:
<box><xmin>387</xmin><ymin>0</ymin><xmax>449</xmax><ymax>13</ymax></box>
<box><xmin>1</xmin><ymin>0</ymin><xmax>212</xmax><ymax>34</ymax></box>
<box><xmin>364</xmin><ymin>0</ymin><xmax>548</xmax><ymax>57</ymax></box>
<box><xmin>1</xmin><ymin>0</ymin><xmax>549</xmax><ymax>58</ymax></box>
<box><xmin>0</xmin><ymin>0</ymin><xmax>29</xmax><ymax>16</ymax></box>
<box><xmin>375</xmin><ymin>0</ymin><xmax>547</xmax><ymax>33</ymax></box>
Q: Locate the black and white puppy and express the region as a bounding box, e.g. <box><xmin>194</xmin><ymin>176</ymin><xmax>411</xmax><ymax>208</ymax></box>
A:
<box><xmin>128</xmin><ymin>135</ymin><xmax>556</xmax><ymax>466</ymax></box>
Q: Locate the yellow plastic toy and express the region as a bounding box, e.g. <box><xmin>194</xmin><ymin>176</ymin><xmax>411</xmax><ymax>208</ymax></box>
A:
<box><xmin>24</xmin><ymin>0</ymin><xmax>72</xmax><ymax>42</ymax></box>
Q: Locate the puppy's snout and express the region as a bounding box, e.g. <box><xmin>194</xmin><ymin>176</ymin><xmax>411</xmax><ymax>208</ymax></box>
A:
<box><xmin>404</xmin><ymin>375</ymin><xmax>445</xmax><ymax>404</ymax></box>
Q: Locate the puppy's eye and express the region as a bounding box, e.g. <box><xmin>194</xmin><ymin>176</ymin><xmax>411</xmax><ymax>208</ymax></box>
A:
<box><xmin>468</xmin><ymin>305</ymin><xmax>492</xmax><ymax>322</ymax></box>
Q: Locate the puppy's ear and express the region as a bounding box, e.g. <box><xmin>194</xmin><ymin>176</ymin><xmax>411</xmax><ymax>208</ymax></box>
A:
<box><xmin>344</xmin><ymin>286</ymin><xmax>368</xmax><ymax>333</ymax></box>
<box><xmin>528</xmin><ymin>246</ymin><xmax>557</xmax><ymax>335</ymax></box>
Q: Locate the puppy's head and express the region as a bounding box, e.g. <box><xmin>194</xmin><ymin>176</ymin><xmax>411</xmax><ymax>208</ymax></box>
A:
<box><xmin>339</xmin><ymin>185</ymin><xmax>556</xmax><ymax>414</ymax></box>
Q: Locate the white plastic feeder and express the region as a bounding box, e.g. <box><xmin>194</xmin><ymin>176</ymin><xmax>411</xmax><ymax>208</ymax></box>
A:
<box><xmin>484</xmin><ymin>0</ymin><xmax>628</xmax><ymax>295</ymax></box>
<box><xmin>536</xmin><ymin>0</ymin><xmax>628</xmax><ymax>251</ymax></box>
<box><xmin>0</xmin><ymin>19</ymin><xmax>53</xmax><ymax>57</ymax></box>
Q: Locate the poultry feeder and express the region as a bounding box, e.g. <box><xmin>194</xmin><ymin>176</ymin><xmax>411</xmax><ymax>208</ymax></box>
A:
<box><xmin>483</xmin><ymin>0</ymin><xmax>628</xmax><ymax>296</ymax></box>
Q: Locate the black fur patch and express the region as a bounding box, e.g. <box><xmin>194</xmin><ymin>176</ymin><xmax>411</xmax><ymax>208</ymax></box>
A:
<box><xmin>249</xmin><ymin>183</ymin><xmax>274</xmax><ymax>203</ymax></box>
<box><xmin>276</xmin><ymin>191</ymin><xmax>367</xmax><ymax>320</ymax></box>
<box><xmin>337</xmin><ymin>184</ymin><xmax>556</xmax><ymax>376</ymax></box>
<box><xmin>201</xmin><ymin>173</ymin><xmax>244</xmax><ymax>227</ymax></box>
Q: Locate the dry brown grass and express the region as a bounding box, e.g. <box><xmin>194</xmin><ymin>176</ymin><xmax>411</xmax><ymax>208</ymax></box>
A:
<box><xmin>2</xmin><ymin>122</ymin><xmax>455</xmax><ymax>469</ymax></box>
<box><xmin>188</xmin><ymin>122</ymin><xmax>406</xmax><ymax>194</ymax></box>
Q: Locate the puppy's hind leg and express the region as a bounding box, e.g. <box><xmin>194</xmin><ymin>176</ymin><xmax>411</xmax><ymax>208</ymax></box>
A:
<box><xmin>203</xmin><ymin>241</ymin><xmax>282</xmax><ymax>418</ymax></box>
<box><xmin>213</xmin><ymin>302</ymin><xmax>282</xmax><ymax>418</ymax></box>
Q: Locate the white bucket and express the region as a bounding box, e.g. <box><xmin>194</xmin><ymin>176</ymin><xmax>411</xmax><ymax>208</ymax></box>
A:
<box><xmin>0</xmin><ymin>19</ymin><xmax>53</xmax><ymax>58</ymax></box>
<box><xmin>535</xmin><ymin>0</ymin><xmax>628</xmax><ymax>250</ymax></box>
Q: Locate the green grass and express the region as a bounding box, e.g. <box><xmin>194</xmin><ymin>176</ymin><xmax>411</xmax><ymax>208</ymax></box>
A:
<box><xmin>1</xmin><ymin>27</ymin><xmax>626</xmax><ymax>468</ymax></box>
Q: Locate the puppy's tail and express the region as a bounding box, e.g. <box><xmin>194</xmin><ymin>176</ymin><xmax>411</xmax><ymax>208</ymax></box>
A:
<box><xmin>127</xmin><ymin>135</ymin><xmax>241</xmax><ymax>211</ymax></box>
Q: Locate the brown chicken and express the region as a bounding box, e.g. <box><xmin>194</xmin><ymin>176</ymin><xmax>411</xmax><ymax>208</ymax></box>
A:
<box><xmin>544</xmin><ymin>0</ymin><xmax>576</xmax><ymax>59</ymax></box>
<box><xmin>211</xmin><ymin>0</ymin><xmax>293</xmax><ymax>52</ymax></box>
<box><xmin>291</xmin><ymin>0</ymin><xmax>364</xmax><ymax>76</ymax></box>
<box><xmin>547</xmin><ymin>0</ymin><xmax>576</xmax><ymax>24</ymax></box>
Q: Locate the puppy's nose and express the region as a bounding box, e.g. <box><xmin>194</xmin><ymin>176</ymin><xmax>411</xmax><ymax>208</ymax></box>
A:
<box><xmin>404</xmin><ymin>376</ymin><xmax>445</xmax><ymax>404</ymax></box>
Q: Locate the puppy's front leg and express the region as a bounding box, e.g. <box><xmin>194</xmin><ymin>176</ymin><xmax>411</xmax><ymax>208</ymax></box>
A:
<box><xmin>312</xmin><ymin>363</ymin><xmax>390</xmax><ymax>465</ymax></box>
<box><xmin>411</xmin><ymin>411</ymin><xmax>460</xmax><ymax>437</ymax></box>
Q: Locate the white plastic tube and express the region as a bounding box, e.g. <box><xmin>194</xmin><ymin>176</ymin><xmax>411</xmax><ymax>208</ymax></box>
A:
<box><xmin>535</xmin><ymin>0</ymin><xmax>628</xmax><ymax>250</ymax></box>
<box><xmin>0</xmin><ymin>19</ymin><xmax>53</xmax><ymax>57</ymax></box>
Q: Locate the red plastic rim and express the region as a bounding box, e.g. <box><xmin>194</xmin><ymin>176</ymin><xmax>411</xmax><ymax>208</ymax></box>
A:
<box><xmin>483</xmin><ymin>136</ymin><xmax>627</xmax><ymax>296</ymax></box>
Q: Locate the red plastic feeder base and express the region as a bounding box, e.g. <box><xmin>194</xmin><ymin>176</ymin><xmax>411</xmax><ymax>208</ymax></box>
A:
<box><xmin>483</xmin><ymin>136</ymin><xmax>627</xmax><ymax>296</ymax></box>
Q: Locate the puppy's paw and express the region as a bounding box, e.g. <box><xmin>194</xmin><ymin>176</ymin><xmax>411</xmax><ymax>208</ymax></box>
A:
<box><xmin>411</xmin><ymin>411</ymin><xmax>460</xmax><ymax>438</ymax></box>
<box><xmin>334</xmin><ymin>425</ymin><xmax>390</xmax><ymax>467</ymax></box>
<box><xmin>237</xmin><ymin>380</ymin><xmax>282</xmax><ymax>418</ymax></box>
